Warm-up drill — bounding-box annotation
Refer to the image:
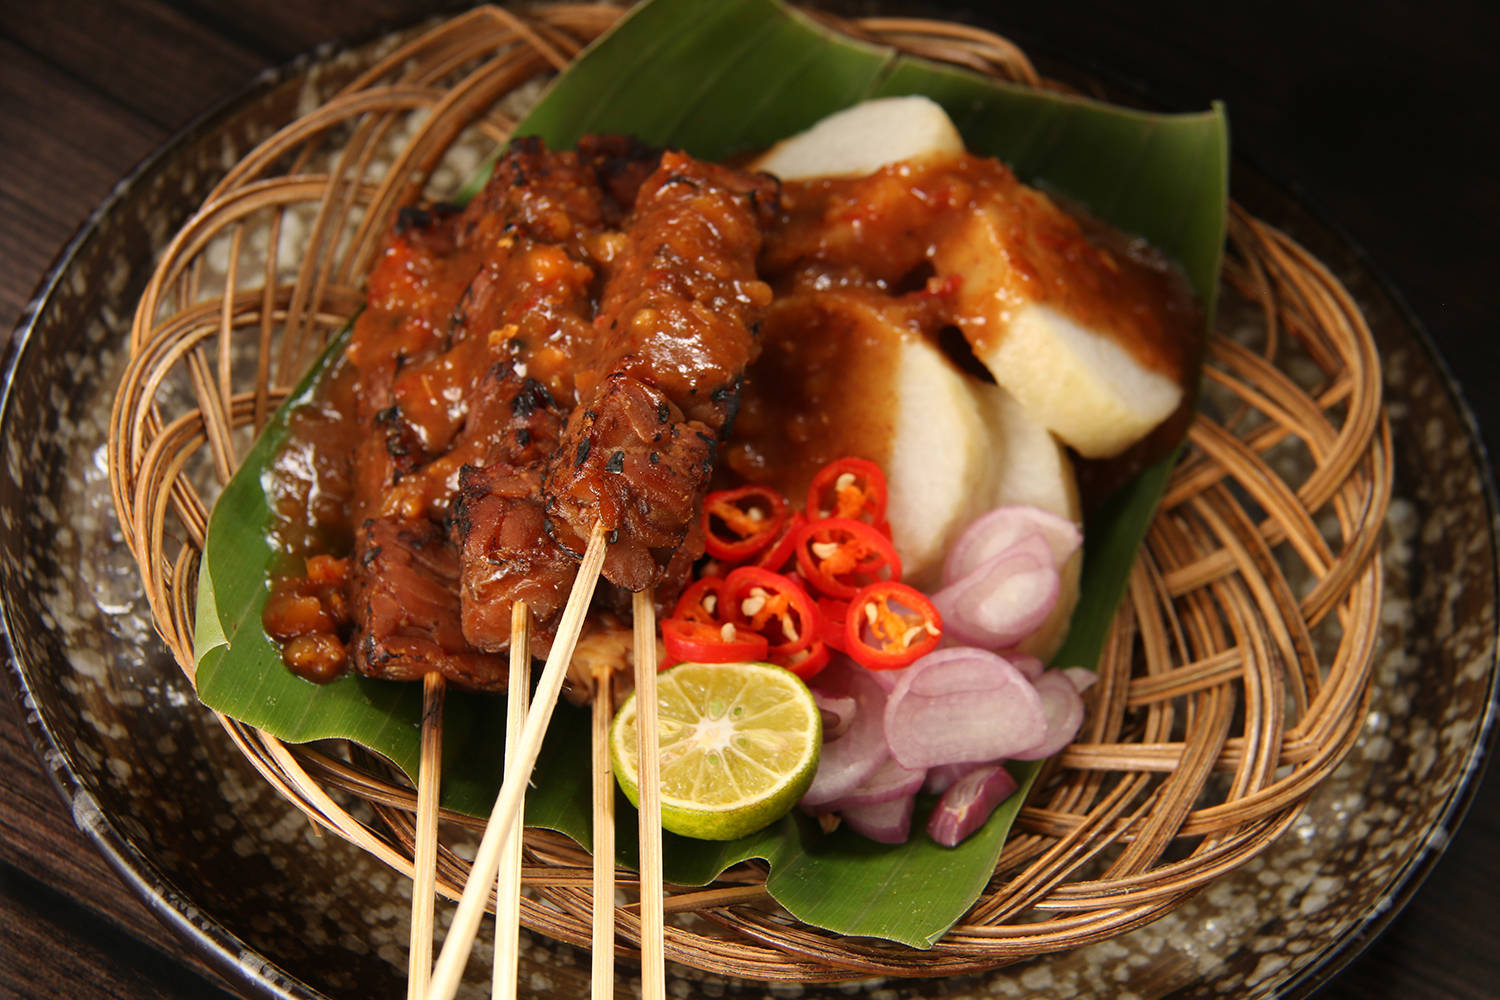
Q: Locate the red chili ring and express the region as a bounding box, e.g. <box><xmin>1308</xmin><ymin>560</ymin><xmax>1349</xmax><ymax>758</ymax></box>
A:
<box><xmin>815</xmin><ymin>597</ymin><xmax>851</xmax><ymax>653</ymax></box>
<box><xmin>702</xmin><ymin>485</ymin><xmax>789</xmax><ymax>563</ymax></box>
<box><xmin>661</xmin><ymin>617</ymin><xmax>769</xmax><ymax>667</ymax></box>
<box><xmin>806</xmin><ymin>456</ymin><xmax>888</xmax><ymax>524</ymax></box>
<box><xmin>844</xmin><ymin>581</ymin><xmax>942</xmax><ymax>670</ymax></box>
<box><xmin>755</xmin><ymin>510</ymin><xmax>807</xmax><ymax>572</ymax></box>
<box><xmin>722</xmin><ymin>565</ymin><xmax>819</xmax><ymax>659</ymax></box>
<box><xmin>672</xmin><ymin>576</ymin><xmax>728</xmax><ymax>625</ymax></box>
<box><xmin>780</xmin><ymin>638</ymin><xmax>831</xmax><ymax>680</ymax></box>
<box><xmin>792</xmin><ymin>517</ymin><xmax>903</xmax><ymax>600</ymax></box>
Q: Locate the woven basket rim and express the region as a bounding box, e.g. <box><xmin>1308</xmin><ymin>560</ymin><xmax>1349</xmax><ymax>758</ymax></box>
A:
<box><xmin>104</xmin><ymin>1</ymin><xmax>1392</xmax><ymax>983</ymax></box>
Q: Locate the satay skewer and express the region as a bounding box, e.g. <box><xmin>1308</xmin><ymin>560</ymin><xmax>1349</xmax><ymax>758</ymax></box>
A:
<box><xmin>589</xmin><ymin>657</ymin><xmax>616</xmax><ymax>999</ymax></box>
<box><xmin>408</xmin><ymin>671</ymin><xmax>445</xmax><ymax>1000</ymax></box>
<box><xmin>492</xmin><ymin>601</ymin><xmax>530</xmax><ymax>1000</ymax></box>
<box><xmin>424</xmin><ymin>521</ymin><xmax>609</xmax><ymax>1000</ymax></box>
<box><xmin>631</xmin><ymin>589</ymin><xmax>666</xmax><ymax>1000</ymax></box>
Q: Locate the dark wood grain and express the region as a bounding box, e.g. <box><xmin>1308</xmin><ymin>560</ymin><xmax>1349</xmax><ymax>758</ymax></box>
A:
<box><xmin>0</xmin><ymin>36</ymin><xmax>164</xmax><ymax>320</ymax></box>
<box><xmin>3</xmin><ymin>0</ymin><xmax>263</xmax><ymax>130</ymax></box>
<box><xmin>163</xmin><ymin>0</ymin><xmax>441</xmax><ymax>62</ymax></box>
<box><xmin>0</xmin><ymin>699</ymin><xmax>238</xmax><ymax>997</ymax></box>
<box><xmin>0</xmin><ymin>2</ymin><xmax>1495</xmax><ymax>998</ymax></box>
<box><xmin>0</xmin><ymin>857</ymin><xmax>238</xmax><ymax>999</ymax></box>
<box><xmin>0</xmin><ymin>7</ymin><xmax>421</xmax><ymax>996</ymax></box>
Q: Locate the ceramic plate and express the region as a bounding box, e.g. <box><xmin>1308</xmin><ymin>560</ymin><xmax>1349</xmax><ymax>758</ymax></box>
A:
<box><xmin>2</xmin><ymin>19</ymin><xmax>1495</xmax><ymax>1000</ymax></box>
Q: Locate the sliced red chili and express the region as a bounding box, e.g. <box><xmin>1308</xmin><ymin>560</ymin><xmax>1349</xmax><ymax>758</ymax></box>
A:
<box><xmin>845</xmin><ymin>582</ymin><xmax>942</xmax><ymax>670</ymax></box>
<box><xmin>702</xmin><ymin>485</ymin><xmax>788</xmax><ymax>562</ymax></box>
<box><xmin>661</xmin><ymin>617</ymin><xmax>769</xmax><ymax>667</ymax></box>
<box><xmin>780</xmin><ymin>638</ymin><xmax>831</xmax><ymax>680</ymax></box>
<box><xmin>793</xmin><ymin>517</ymin><xmax>903</xmax><ymax>600</ymax></box>
<box><xmin>815</xmin><ymin>597</ymin><xmax>851</xmax><ymax>653</ymax></box>
<box><xmin>755</xmin><ymin>510</ymin><xmax>806</xmax><ymax>572</ymax></box>
<box><xmin>806</xmin><ymin>457</ymin><xmax>888</xmax><ymax>524</ymax></box>
<box><xmin>672</xmin><ymin>577</ymin><xmax>727</xmax><ymax>625</ymax></box>
<box><xmin>722</xmin><ymin>566</ymin><xmax>818</xmax><ymax>662</ymax></box>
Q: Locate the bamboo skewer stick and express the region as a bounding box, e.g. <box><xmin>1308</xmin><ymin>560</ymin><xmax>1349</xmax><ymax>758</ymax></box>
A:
<box><xmin>492</xmin><ymin>602</ymin><xmax>531</xmax><ymax>1000</ymax></box>
<box><xmin>408</xmin><ymin>672</ymin><xmax>446</xmax><ymax>1000</ymax></box>
<box><xmin>632</xmin><ymin>589</ymin><xmax>666</xmax><ymax>1000</ymax></box>
<box><xmin>589</xmin><ymin>659</ymin><xmax>616</xmax><ymax>998</ymax></box>
<box><xmin>424</xmin><ymin>521</ymin><xmax>609</xmax><ymax>1000</ymax></box>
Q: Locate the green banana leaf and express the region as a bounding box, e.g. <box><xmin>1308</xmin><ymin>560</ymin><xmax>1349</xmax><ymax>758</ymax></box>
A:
<box><xmin>195</xmin><ymin>0</ymin><xmax>1227</xmax><ymax>949</ymax></box>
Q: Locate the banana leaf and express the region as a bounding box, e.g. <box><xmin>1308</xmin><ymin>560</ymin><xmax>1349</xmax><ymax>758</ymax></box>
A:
<box><xmin>194</xmin><ymin>0</ymin><xmax>1227</xmax><ymax>948</ymax></box>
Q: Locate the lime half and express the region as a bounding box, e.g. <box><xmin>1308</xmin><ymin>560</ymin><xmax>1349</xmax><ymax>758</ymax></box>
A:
<box><xmin>611</xmin><ymin>661</ymin><xmax>822</xmax><ymax>841</ymax></box>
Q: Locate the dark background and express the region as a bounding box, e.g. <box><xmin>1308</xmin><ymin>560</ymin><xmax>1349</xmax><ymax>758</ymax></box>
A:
<box><xmin>1</xmin><ymin>1</ymin><xmax>1495</xmax><ymax>997</ymax></box>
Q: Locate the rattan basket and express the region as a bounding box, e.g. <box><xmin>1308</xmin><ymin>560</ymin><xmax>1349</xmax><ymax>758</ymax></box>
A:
<box><xmin>107</xmin><ymin>3</ymin><xmax>1390</xmax><ymax>981</ymax></box>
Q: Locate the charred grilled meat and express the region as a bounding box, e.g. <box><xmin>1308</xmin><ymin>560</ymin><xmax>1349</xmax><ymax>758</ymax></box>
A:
<box><xmin>543</xmin><ymin>152</ymin><xmax>777</xmax><ymax>592</ymax></box>
<box><xmin>263</xmin><ymin>136</ymin><xmax>777</xmax><ymax>688</ymax></box>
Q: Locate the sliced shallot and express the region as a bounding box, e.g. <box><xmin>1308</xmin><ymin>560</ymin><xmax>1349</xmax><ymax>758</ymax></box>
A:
<box><xmin>1010</xmin><ymin>669</ymin><xmax>1086</xmax><ymax>761</ymax></box>
<box><xmin>941</xmin><ymin>506</ymin><xmax>1082</xmax><ymax>588</ymax></box>
<box><xmin>821</xmin><ymin>754</ymin><xmax>925</xmax><ymax>811</ymax></box>
<box><xmin>923</xmin><ymin>760</ymin><xmax>984</xmax><ymax>795</ymax></box>
<box><xmin>1008</xmin><ymin>653</ymin><xmax>1045</xmax><ymax>682</ymax></box>
<box><xmin>801</xmin><ymin>658</ymin><xmax>889</xmax><ymax>808</ymax></box>
<box><xmin>933</xmin><ymin>535</ymin><xmax>1059</xmax><ymax>650</ymax></box>
<box><xmin>813</xmin><ymin>691</ymin><xmax>857</xmax><ymax>740</ymax></box>
<box><xmin>1061</xmin><ymin>666</ymin><xmax>1097</xmax><ymax>693</ymax></box>
<box><xmin>838</xmin><ymin>793</ymin><xmax>916</xmax><ymax>844</ymax></box>
<box><xmin>926</xmin><ymin>763</ymin><xmax>1020</xmax><ymax>847</ymax></box>
<box><xmin>883</xmin><ymin>648</ymin><xmax>1046</xmax><ymax>770</ymax></box>
<box><xmin>865</xmin><ymin>661</ymin><xmax>908</xmax><ymax>694</ymax></box>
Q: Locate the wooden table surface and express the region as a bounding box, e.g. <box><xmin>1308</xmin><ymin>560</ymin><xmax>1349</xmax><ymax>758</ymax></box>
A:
<box><xmin>1</xmin><ymin>2</ymin><xmax>1496</xmax><ymax>997</ymax></box>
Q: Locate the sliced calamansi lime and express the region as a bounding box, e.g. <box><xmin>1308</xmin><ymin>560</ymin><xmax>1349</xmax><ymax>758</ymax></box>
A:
<box><xmin>610</xmin><ymin>660</ymin><xmax>821</xmax><ymax>841</ymax></box>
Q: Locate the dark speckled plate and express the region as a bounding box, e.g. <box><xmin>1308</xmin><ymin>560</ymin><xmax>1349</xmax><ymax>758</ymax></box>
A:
<box><xmin>2</xmin><ymin>20</ymin><xmax>1496</xmax><ymax>1000</ymax></box>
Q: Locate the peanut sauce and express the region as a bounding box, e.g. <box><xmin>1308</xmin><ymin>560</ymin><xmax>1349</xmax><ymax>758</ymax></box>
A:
<box><xmin>726</xmin><ymin>285</ymin><xmax>950</xmax><ymax>502</ymax></box>
<box><xmin>761</xmin><ymin>153</ymin><xmax>1200</xmax><ymax>387</ymax></box>
<box><xmin>262</xmin><ymin>137</ymin><xmax>775</xmax><ymax>686</ymax></box>
<box><xmin>731</xmin><ymin>152</ymin><xmax>1200</xmax><ymax>504</ymax></box>
<box><xmin>262</xmin><ymin>140</ymin><xmax>621</xmax><ymax>684</ymax></box>
<box><xmin>262</xmin><ymin>140</ymin><xmax>1202</xmax><ymax>686</ymax></box>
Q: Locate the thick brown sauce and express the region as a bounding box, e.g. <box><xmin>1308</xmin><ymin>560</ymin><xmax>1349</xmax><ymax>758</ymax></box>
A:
<box><xmin>762</xmin><ymin>154</ymin><xmax>1200</xmax><ymax>384</ymax></box>
<box><xmin>727</xmin><ymin>285</ymin><xmax>952</xmax><ymax>503</ymax></box>
<box><xmin>262</xmin><ymin>172</ymin><xmax>609</xmax><ymax>682</ymax></box>
<box><xmin>261</xmin><ymin>138</ymin><xmax>774</xmax><ymax>685</ymax></box>
<box><xmin>262</xmin><ymin>145</ymin><xmax>1202</xmax><ymax>685</ymax></box>
<box><xmin>732</xmin><ymin>153</ymin><xmax>1200</xmax><ymax>505</ymax></box>
<box><xmin>263</xmin><ymin>359</ymin><xmax>361</xmax><ymax>557</ymax></box>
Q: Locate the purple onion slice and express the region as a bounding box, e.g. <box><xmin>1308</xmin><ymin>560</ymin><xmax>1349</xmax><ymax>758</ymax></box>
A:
<box><xmin>926</xmin><ymin>763</ymin><xmax>1021</xmax><ymax>847</ymax></box>
<box><xmin>933</xmin><ymin>536</ymin><xmax>1060</xmax><ymax>650</ymax></box>
<box><xmin>883</xmin><ymin>647</ymin><xmax>1046</xmax><ymax>769</ymax></box>
<box><xmin>822</xmin><ymin>754</ymin><xmax>926</xmax><ymax>811</ymax></box>
<box><xmin>801</xmin><ymin>658</ymin><xmax>890</xmax><ymax>808</ymax></box>
<box><xmin>1009</xmin><ymin>669</ymin><xmax>1086</xmax><ymax>761</ymax></box>
<box><xmin>1007</xmin><ymin>652</ymin><xmax>1045</xmax><ymax>682</ymax></box>
<box><xmin>1060</xmin><ymin>666</ymin><xmax>1097</xmax><ymax>693</ymax></box>
<box><xmin>941</xmin><ymin>506</ymin><xmax>1082</xmax><ymax>587</ymax></box>
<box><xmin>839</xmin><ymin>793</ymin><xmax>916</xmax><ymax>844</ymax></box>
<box><xmin>814</xmin><ymin>691</ymin><xmax>857</xmax><ymax>740</ymax></box>
<box><xmin>923</xmin><ymin>760</ymin><xmax>993</xmax><ymax>795</ymax></box>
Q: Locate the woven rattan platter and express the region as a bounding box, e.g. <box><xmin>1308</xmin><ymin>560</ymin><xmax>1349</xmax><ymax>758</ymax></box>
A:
<box><xmin>5</xmin><ymin>3</ymin><xmax>1496</xmax><ymax>998</ymax></box>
